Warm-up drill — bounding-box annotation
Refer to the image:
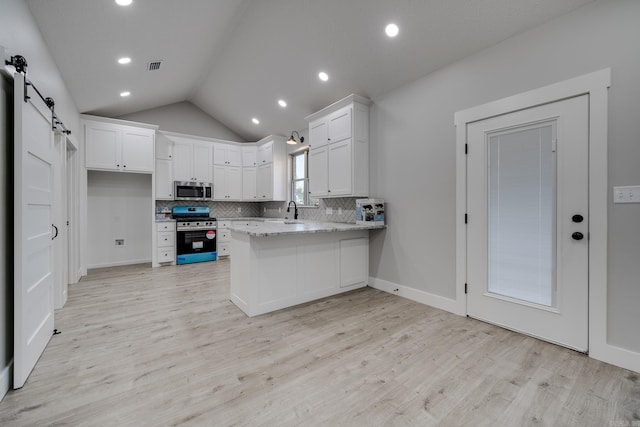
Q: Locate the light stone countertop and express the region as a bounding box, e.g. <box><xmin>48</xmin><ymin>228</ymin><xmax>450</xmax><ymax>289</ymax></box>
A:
<box><xmin>228</xmin><ymin>219</ymin><xmax>386</xmax><ymax>237</ymax></box>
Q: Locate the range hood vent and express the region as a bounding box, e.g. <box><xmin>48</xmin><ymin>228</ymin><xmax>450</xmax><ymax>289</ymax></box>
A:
<box><xmin>147</xmin><ymin>60</ymin><xmax>162</xmax><ymax>71</ymax></box>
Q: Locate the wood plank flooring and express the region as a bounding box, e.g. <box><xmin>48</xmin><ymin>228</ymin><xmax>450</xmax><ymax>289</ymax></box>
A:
<box><xmin>1</xmin><ymin>260</ymin><xmax>638</xmax><ymax>426</ymax></box>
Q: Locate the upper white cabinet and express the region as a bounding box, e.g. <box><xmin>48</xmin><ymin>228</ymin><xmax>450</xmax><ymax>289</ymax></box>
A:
<box><xmin>254</xmin><ymin>136</ymin><xmax>287</xmax><ymax>201</ymax></box>
<box><xmin>305</xmin><ymin>94</ymin><xmax>371</xmax><ymax>198</ymax></box>
<box><xmin>213</xmin><ymin>143</ymin><xmax>242</xmax><ymax>167</ymax></box>
<box><xmin>242</xmin><ymin>146</ymin><xmax>257</xmax><ymax>167</ymax></box>
<box><xmin>242</xmin><ymin>146</ymin><xmax>258</xmax><ymax>200</ymax></box>
<box><xmin>213</xmin><ymin>164</ymin><xmax>242</xmax><ymax>200</ymax></box>
<box><xmin>173</xmin><ymin>140</ymin><xmax>212</xmax><ymax>182</ymax></box>
<box><xmin>155</xmin><ymin>134</ymin><xmax>174</xmax><ymax>200</ymax></box>
<box><xmin>84</xmin><ymin>117</ymin><xmax>157</xmax><ymax>173</ymax></box>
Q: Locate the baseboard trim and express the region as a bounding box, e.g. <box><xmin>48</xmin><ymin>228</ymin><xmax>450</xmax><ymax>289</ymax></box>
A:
<box><xmin>1</xmin><ymin>360</ymin><xmax>12</xmax><ymax>402</ymax></box>
<box><xmin>368</xmin><ymin>277</ymin><xmax>463</xmax><ymax>316</ymax></box>
<box><xmin>591</xmin><ymin>342</ymin><xmax>640</xmax><ymax>374</ymax></box>
<box><xmin>87</xmin><ymin>258</ymin><xmax>152</xmax><ymax>269</ymax></box>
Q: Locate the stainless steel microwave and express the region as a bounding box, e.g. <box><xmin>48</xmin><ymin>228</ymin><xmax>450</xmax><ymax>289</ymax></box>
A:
<box><xmin>174</xmin><ymin>181</ymin><xmax>213</xmax><ymax>201</ymax></box>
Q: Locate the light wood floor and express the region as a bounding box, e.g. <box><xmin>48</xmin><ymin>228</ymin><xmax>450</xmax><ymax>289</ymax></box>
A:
<box><xmin>1</xmin><ymin>260</ymin><xmax>638</xmax><ymax>426</ymax></box>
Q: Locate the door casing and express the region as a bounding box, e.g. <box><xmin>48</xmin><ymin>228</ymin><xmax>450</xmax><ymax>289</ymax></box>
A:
<box><xmin>455</xmin><ymin>69</ymin><xmax>610</xmax><ymax>361</ymax></box>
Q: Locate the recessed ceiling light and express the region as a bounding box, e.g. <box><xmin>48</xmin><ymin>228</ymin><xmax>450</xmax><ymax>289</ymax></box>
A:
<box><xmin>252</xmin><ymin>118</ymin><xmax>260</xmax><ymax>125</ymax></box>
<box><xmin>318</xmin><ymin>71</ymin><xmax>329</xmax><ymax>82</ymax></box>
<box><xmin>120</xmin><ymin>91</ymin><xmax>131</xmax><ymax>97</ymax></box>
<box><xmin>118</xmin><ymin>57</ymin><xmax>131</xmax><ymax>65</ymax></box>
<box><xmin>385</xmin><ymin>23</ymin><xmax>399</xmax><ymax>38</ymax></box>
<box><xmin>115</xmin><ymin>0</ymin><xmax>132</xmax><ymax>6</ymax></box>
<box><xmin>278</xmin><ymin>99</ymin><xmax>287</xmax><ymax>108</ymax></box>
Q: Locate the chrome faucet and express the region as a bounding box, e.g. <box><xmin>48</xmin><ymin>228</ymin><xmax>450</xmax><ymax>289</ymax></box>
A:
<box><xmin>287</xmin><ymin>201</ymin><xmax>298</xmax><ymax>220</ymax></box>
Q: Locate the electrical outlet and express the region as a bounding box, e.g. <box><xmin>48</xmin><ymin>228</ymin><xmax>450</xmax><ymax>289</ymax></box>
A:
<box><xmin>278</xmin><ymin>207</ymin><xmax>281</xmax><ymax>212</ymax></box>
<box><xmin>326</xmin><ymin>207</ymin><xmax>333</xmax><ymax>215</ymax></box>
<box><xmin>264</xmin><ymin>207</ymin><xmax>266</xmax><ymax>212</ymax></box>
<box><xmin>614</xmin><ymin>185</ymin><xmax>640</xmax><ymax>203</ymax></box>
<box><xmin>338</xmin><ymin>207</ymin><xmax>343</xmax><ymax>215</ymax></box>
<box><xmin>115</xmin><ymin>239</ymin><xmax>125</xmax><ymax>246</ymax></box>
<box><xmin>237</xmin><ymin>207</ymin><xmax>242</xmax><ymax>213</ymax></box>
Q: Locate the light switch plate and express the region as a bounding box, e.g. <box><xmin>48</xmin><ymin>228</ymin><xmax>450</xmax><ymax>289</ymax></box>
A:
<box><xmin>613</xmin><ymin>185</ymin><xmax>640</xmax><ymax>203</ymax></box>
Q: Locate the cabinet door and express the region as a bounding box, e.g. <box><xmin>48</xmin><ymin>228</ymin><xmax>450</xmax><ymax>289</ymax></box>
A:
<box><xmin>328</xmin><ymin>107</ymin><xmax>352</xmax><ymax>144</ymax></box>
<box><xmin>213</xmin><ymin>144</ymin><xmax>228</xmax><ymax>166</ymax></box>
<box><xmin>242</xmin><ymin>167</ymin><xmax>257</xmax><ymax>201</ymax></box>
<box><xmin>122</xmin><ymin>129</ymin><xmax>154</xmax><ymax>172</ymax></box>
<box><xmin>193</xmin><ymin>144</ymin><xmax>212</xmax><ymax>182</ymax></box>
<box><xmin>86</xmin><ymin>123</ymin><xmax>120</xmax><ymax>170</ymax></box>
<box><xmin>227</xmin><ymin>166</ymin><xmax>242</xmax><ymax>200</ymax></box>
<box><xmin>156</xmin><ymin>136</ymin><xmax>173</xmax><ymax>160</ymax></box>
<box><xmin>257</xmin><ymin>163</ymin><xmax>273</xmax><ymax>200</ymax></box>
<box><xmin>242</xmin><ymin>146</ymin><xmax>257</xmax><ymax>167</ymax></box>
<box><xmin>328</xmin><ymin>139</ymin><xmax>352</xmax><ymax>196</ymax></box>
<box><xmin>227</xmin><ymin>146</ymin><xmax>242</xmax><ymax>167</ymax></box>
<box><xmin>257</xmin><ymin>142</ymin><xmax>273</xmax><ymax>165</ymax></box>
<box><xmin>213</xmin><ymin>165</ymin><xmax>227</xmax><ymax>200</ymax></box>
<box><xmin>173</xmin><ymin>142</ymin><xmax>194</xmax><ymax>181</ymax></box>
<box><xmin>309</xmin><ymin>118</ymin><xmax>329</xmax><ymax>149</ymax></box>
<box><xmin>309</xmin><ymin>146</ymin><xmax>329</xmax><ymax>197</ymax></box>
<box><xmin>155</xmin><ymin>158</ymin><xmax>174</xmax><ymax>200</ymax></box>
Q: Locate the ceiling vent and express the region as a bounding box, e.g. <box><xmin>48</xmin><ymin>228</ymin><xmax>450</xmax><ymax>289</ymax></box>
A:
<box><xmin>147</xmin><ymin>60</ymin><xmax>162</xmax><ymax>71</ymax></box>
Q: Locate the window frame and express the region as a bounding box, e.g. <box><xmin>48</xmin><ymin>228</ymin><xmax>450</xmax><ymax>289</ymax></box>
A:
<box><xmin>290</xmin><ymin>150</ymin><xmax>316</xmax><ymax>206</ymax></box>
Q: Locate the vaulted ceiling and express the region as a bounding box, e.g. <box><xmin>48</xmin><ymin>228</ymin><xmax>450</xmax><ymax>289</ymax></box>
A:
<box><xmin>26</xmin><ymin>0</ymin><xmax>595</xmax><ymax>141</ymax></box>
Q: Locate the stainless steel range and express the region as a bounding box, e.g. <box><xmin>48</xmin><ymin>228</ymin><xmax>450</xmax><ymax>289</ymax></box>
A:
<box><xmin>172</xmin><ymin>206</ymin><xmax>217</xmax><ymax>265</ymax></box>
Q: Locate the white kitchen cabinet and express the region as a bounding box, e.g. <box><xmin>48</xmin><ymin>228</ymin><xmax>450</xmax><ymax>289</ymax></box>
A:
<box><xmin>84</xmin><ymin>118</ymin><xmax>156</xmax><ymax>173</ymax></box>
<box><xmin>242</xmin><ymin>146</ymin><xmax>257</xmax><ymax>167</ymax></box>
<box><xmin>155</xmin><ymin>134</ymin><xmax>174</xmax><ymax>200</ymax></box>
<box><xmin>217</xmin><ymin>220</ymin><xmax>231</xmax><ymax>257</ymax></box>
<box><xmin>256</xmin><ymin>163</ymin><xmax>273</xmax><ymax>200</ymax></box>
<box><xmin>173</xmin><ymin>141</ymin><xmax>212</xmax><ymax>182</ymax></box>
<box><xmin>155</xmin><ymin>158</ymin><xmax>174</xmax><ymax>200</ymax></box>
<box><xmin>154</xmin><ymin>221</ymin><xmax>175</xmax><ymax>265</ymax></box>
<box><xmin>257</xmin><ymin>141</ymin><xmax>273</xmax><ymax>165</ymax></box>
<box><xmin>254</xmin><ymin>135</ymin><xmax>287</xmax><ymax>201</ymax></box>
<box><xmin>242</xmin><ymin>167</ymin><xmax>257</xmax><ymax>200</ymax></box>
<box><xmin>213</xmin><ymin>164</ymin><xmax>242</xmax><ymax>200</ymax></box>
<box><xmin>305</xmin><ymin>94</ymin><xmax>371</xmax><ymax>198</ymax></box>
<box><xmin>213</xmin><ymin>143</ymin><xmax>241</xmax><ymax>167</ymax></box>
<box><xmin>155</xmin><ymin>135</ymin><xmax>173</xmax><ymax>160</ymax></box>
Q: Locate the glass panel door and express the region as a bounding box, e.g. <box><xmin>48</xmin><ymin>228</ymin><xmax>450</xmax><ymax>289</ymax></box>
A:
<box><xmin>487</xmin><ymin>122</ymin><xmax>556</xmax><ymax>306</ymax></box>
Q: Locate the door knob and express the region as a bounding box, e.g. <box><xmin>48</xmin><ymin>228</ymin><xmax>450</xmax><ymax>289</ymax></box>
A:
<box><xmin>572</xmin><ymin>232</ymin><xmax>584</xmax><ymax>241</ymax></box>
<box><xmin>572</xmin><ymin>214</ymin><xmax>584</xmax><ymax>223</ymax></box>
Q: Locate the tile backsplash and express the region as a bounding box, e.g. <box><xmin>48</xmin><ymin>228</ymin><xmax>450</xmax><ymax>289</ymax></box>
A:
<box><xmin>156</xmin><ymin>197</ymin><xmax>360</xmax><ymax>223</ymax></box>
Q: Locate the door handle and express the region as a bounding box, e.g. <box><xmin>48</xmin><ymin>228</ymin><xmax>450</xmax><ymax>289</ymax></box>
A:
<box><xmin>571</xmin><ymin>232</ymin><xmax>584</xmax><ymax>241</ymax></box>
<box><xmin>52</xmin><ymin>224</ymin><xmax>59</xmax><ymax>240</ymax></box>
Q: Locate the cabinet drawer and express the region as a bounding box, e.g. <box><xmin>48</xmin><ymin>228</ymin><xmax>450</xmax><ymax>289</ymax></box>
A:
<box><xmin>157</xmin><ymin>248</ymin><xmax>175</xmax><ymax>263</ymax></box>
<box><xmin>218</xmin><ymin>229</ymin><xmax>231</xmax><ymax>242</ymax></box>
<box><xmin>156</xmin><ymin>222</ymin><xmax>175</xmax><ymax>232</ymax></box>
<box><xmin>157</xmin><ymin>232</ymin><xmax>174</xmax><ymax>248</ymax></box>
<box><xmin>217</xmin><ymin>243</ymin><xmax>230</xmax><ymax>257</ymax></box>
<box><xmin>218</xmin><ymin>220</ymin><xmax>231</xmax><ymax>228</ymax></box>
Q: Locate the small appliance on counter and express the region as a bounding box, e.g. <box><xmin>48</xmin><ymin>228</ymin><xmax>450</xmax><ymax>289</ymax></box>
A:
<box><xmin>356</xmin><ymin>199</ymin><xmax>385</xmax><ymax>225</ymax></box>
<box><xmin>173</xmin><ymin>206</ymin><xmax>217</xmax><ymax>265</ymax></box>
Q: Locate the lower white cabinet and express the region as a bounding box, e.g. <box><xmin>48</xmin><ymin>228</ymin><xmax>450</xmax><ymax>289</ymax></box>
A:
<box><xmin>230</xmin><ymin>230</ymin><xmax>369</xmax><ymax>317</ymax></box>
<box><xmin>217</xmin><ymin>220</ymin><xmax>231</xmax><ymax>257</ymax></box>
<box><xmin>155</xmin><ymin>222</ymin><xmax>175</xmax><ymax>265</ymax></box>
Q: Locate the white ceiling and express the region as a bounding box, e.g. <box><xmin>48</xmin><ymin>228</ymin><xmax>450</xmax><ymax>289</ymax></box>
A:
<box><xmin>26</xmin><ymin>0</ymin><xmax>595</xmax><ymax>141</ymax></box>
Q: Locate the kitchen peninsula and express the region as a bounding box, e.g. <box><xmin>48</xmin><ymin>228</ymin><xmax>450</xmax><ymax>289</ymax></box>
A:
<box><xmin>229</xmin><ymin>220</ymin><xmax>385</xmax><ymax>317</ymax></box>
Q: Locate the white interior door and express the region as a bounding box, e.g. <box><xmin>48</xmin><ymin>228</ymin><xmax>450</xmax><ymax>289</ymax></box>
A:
<box><xmin>467</xmin><ymin>95</ymin><xmax>589</xmax><ymax>351</ymax></box>
<box><xmin>13</xmin><ymin>72</ymin><xmax>56</xmax><ymax>388</ymax></box>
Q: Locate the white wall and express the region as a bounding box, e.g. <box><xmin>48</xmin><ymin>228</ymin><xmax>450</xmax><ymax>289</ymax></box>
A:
<box><xmin>369</xmin><ymin>0</ymin><xmax>640</xmax><ymax>354</ymax></box>
<box><xmin>118</xmin><ymin>101</ymin><xmax>245</xmax><ymax>141</ymax></box>
<box><xmin>87</xmin><ymin>171</ymin><xmax>152</xmax><ymax>268</ymax></box>
<box><xmin>1</xmin><ymin>0</ymin><xmax>81</xmax><ymax>400</ymax></box>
